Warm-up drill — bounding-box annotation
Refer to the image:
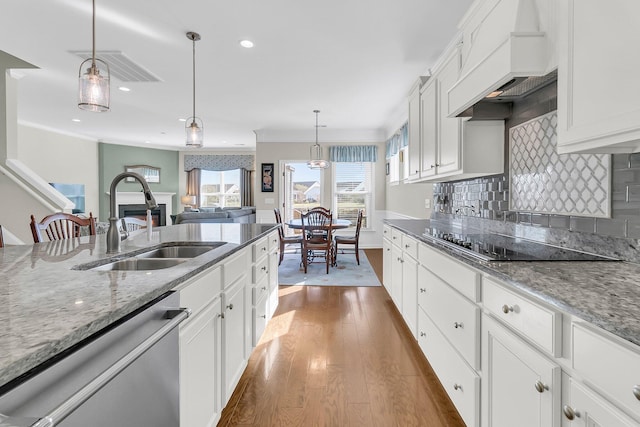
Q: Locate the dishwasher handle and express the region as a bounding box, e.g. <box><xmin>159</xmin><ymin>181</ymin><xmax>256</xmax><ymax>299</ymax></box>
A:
<box><xmin>0</xmin><ymin>307</ymin><xmax>191</xmax><ymax>427</ymax></box>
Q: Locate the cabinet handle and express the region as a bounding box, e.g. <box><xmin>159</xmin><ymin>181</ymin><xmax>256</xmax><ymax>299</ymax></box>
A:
<box><xmin>262</xmin><ymin>247</ymin><xmax>267</xmax><ymax>251</ymax></box>
<box><xmin>454</xmin><ymin>322</ymin><xmax>463</xmax><ymax>329</ymax></box>
<box><xmin>563</xmin><ymin>405</ymin><xmax>579</xmax><ymax>420</ymax></box>
<box><xmin>226</xmin><ymin>303</ymin><xmax>234</xmax><ymax>311</ymax></box>
<box><xmin>420</xmin><ymin>331</ymin><xmax>426</xmax><ymax>337</ymax></box>
<box><xmin>453</xmin><ymin>383</ymin><xmax>462</xmax><ymax>391</ymax></box>
<box><xmin>430</xmin><ymin>164</ymin><xmax>435</xmax><ymax>169</ymax></box>
<box><xmin>501</xmin><ymin>304</ymin><xmax>514</xmax><ymax>314</ymax></box>
<box><xmin>260</xmin><ymin>315</ymin><xmax>267</xmax><ymax>319</ymax></box>
<box><xmin>405</xmin><ymin>244</ymin><xmax>410</xmax><ymax>249</ymax></box>
<box><xmin>633</xmin><ymin>385</ymin><xmax>640</xmax><ymax>400</ymax></box>
<box><xmin>262</xmin><ymin>266</ymin><xmax>267</xmax><ymax>271</ymax></box>
<box><xmin>262</xmin><ymin>286</ymin><xmax>267</xmax><ymax>291</ymax></box>
<box><xmin>386</xmin><ymin>248</ymin><xmax>390</xmax><ymax>251</ymax></box>
<box><xmin>419</xmin><ymin>288</ymin><xmax>426</xmax><ymax>293</ymax></box>
<box><xmin>218</xmin><ymin>312</ymin><xmax>224</xmax><ymax>319</ymax></box>
<box><xmin>534</xmin><ymin>380</ymin><xmax>548</xmax><ymax>393</ymax></box>
<box><xmin>392</xmin><ymin>236</ymin><xmax>397</xmax><ymax>240</ymax></box>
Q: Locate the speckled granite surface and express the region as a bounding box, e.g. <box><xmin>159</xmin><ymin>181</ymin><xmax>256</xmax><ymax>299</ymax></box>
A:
<box><xmin>0</xmin><ymin>223</ymin><xmax>277</xmax><ymax>390</ymax></box>
<box><xmin>385</xmin><ymin>219</ymin><xmax>640</xmax><ymax>348</ymax></box>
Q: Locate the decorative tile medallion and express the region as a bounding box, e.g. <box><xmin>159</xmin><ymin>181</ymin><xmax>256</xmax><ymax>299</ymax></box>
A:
<box><xmin>510</xmin><ymin>111</ymin><xmax>611</xmax><ymax>217</ymax></box>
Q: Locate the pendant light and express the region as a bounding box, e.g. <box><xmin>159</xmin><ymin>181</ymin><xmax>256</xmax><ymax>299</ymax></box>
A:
<box><xmin>78</xmin><ymin>0</ymin><xmax>110</xmax><ymax>112</ymax></box>
<box><xmin>307</xmin><ymin>110</ymin><xmax>330</xmax><ymax>169</ymax></box>
<box><xmin>185</xmin><ymin>31</ymin><xmax>203</xmax><ymax>148</ymax></box>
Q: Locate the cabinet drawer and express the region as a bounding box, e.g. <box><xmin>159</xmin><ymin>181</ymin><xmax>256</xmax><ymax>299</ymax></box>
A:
<box><xmin>267</xmin><ymin>231</ymin><xmax>279</xmax><ymax>252</ymax></box>
<box><xmin>401</xmin><ymin>234</ymin><xmax>419</xmax><ymax>260</ymax></box>
<box><xmin>252</xmin><ymin>256</ymin><xmax>269</xmax><ymax>284</ymax></box>
<box><xmin>180</xmin><ymin>267</ymin><xmax>222</xmax><ymax>316</ymax></box>
<box><xmin>423</xmin><ymin>268</ymin><xmax>480</xmax><ymax>370</ymax></box>
<box><xmin>483</xmin><ymin>277</ymin><xmax>561</xmax><ymax>357</ymax></box>
<box><xmin>419</xmin><ymin>308</ymin><xmax>480</xmax><ymax>427</ymax></box>
<box><xmin>390</xmin><ymin>228</ymin><xmax>403</xmax><ymax>246</ymax></box>
<box><xmin>572</xmin><ymin>323</ymin><xmax>640</xmax><ymax>419</ymax></box>
<box><xmin>252</xmin><ymin>274</ymin><xmax>269</xmax><ymax>305</ymax></box>
<box><xmin>252</xmin><ymin>237</ymin><xmax>269</xmax><ymax>262</ymax></box>
<box><xmin>383</xmin><ymin>224</ymin><xmax>392</xmax><ymax>240</ymax></box>
<box><xmin>419</xmin><ymin>243</ymin><xmax>480</xmax><ymax>302</ymax></box>
<box><xmin>223</xmin><ymin>249</ymin><xmax>249</xmax><ymax>289</ymax></box>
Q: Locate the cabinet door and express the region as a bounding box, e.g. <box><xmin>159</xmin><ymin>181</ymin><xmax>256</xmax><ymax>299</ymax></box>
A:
<box><xmin>482</xmin><ymin>315</ymin><xmax>561</xmax><ymax>427</ymax></box>
<box><xmin>383</xmin><ymin>238</ymin><xmax>392</xmax><ymax>291</ymax></box>
<box><xmin>407</xmin><ymin>85</ymin><xmax>422</xmax><ymax>181</ymax></box>
<box><xmin>401</xmin><ymin>254</ymin><xmax>418</xmax><ymax>339</ymax></box>
<box><xmin>562</xmin><ymin>375</ymin><xmax>638</xmax><ymax>427</ymax></box>
<box><xmin>436</xmin><ymin>49</ymin><xmax>462</xmax><ymax>175</ymax></box>
<box><xmin>180</xmin><ymin>298</ymin><xmax>222</xmax><ymax>427</ymax></box>
<box><xmin>557</xmin><ymin>0</ymin><xmax>640</xmax><ymax>153</ymax></box>
<box><xmin>420</xmin><ymin>80</ymin><xmax>437</xmax><ymax>178</ymax></box>
<box><xmin>391</xmin><ymin>245</ymin><xmax>403</xmax><ymax>310</ymax></box>
<box><xmin>222</xmin><ymin>276</ymin><xmax>249</xmax><ymax>403</ymax></box>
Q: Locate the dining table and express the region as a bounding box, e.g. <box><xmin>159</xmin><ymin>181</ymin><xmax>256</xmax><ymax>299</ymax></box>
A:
<box><xmin>286</xmin><ymin>218</ymin><xmax>352</xmax><ymax>230</ymax></box>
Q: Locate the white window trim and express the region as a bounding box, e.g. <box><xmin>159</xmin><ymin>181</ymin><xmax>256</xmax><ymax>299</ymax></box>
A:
<box><xmin>332</xmin><ymin>161</ymin><xmax>375</xmax><ymax>230</ymax></box>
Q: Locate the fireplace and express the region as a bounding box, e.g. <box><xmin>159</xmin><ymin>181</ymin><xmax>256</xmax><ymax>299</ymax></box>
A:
<box><xmin>119</xmin><ymin>204</ymin><xmax>167</xmax><ymax>226</ymax></box>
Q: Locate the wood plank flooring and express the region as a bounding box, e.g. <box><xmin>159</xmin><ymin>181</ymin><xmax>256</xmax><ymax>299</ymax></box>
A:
<box><xmin>218</xmin><ymin>249</ymin><xmax>465</xmax><ymax>427</ymax></box>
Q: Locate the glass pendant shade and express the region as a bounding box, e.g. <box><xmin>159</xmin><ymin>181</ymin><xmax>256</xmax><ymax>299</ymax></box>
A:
<box><xmin>307</xmin><ymin>144</ymin><xmax>329</xmax><ymax>169</ymax></box>
<box><xmin>78</xmin><ymin>58</ymin><xmax>110</xmax><ymax>112</ymax></box>
<box><xmin>185</xmin><ymin>117</ymin><xmax>203</xmax><ymax>148</ymax></box>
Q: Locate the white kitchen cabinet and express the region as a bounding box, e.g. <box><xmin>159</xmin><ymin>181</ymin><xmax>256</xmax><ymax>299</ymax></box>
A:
<box><xmin>434</xmin><ymin>46</ymin><xmax>463</xmax><ymax>176</ymax></box>
<box><xmin>419</xmin><ymin>78</ymin><xmax>437</xmax><ymax>179</ymax></box>
<box><xmin>482</xmin><ymin>314</ymin><xmax>561</xmax><ymax>427</ymax></box>
<box><xmin>400</xmin><ymin>237</ymin><xmax>418</xmax><ymax>339</ymax></box>
<box><xmin>390</xmin><ymin>244</ymin><xmax>403</xmax><ymax>310</ymax></box>
<box><xmin>407</xmin><ymin>78</ymin><xmax>426</xmax><ymax>182</ymax></box>
<box><xmin>180</xmin><ymin>298</ymin><xmax>222</xmax><ymax>427</ymax></box>
<box><xmin>557</xmin><ymin>0</ymin><xmax>640</xmax><ymax>154</ymax></box>
<box><xmin>382</xmin><ymin>226</ymin><xmax>392</xmax><ymax>292</ymax></box>
<box><xmin>561</xmin><ymin>373</ymin><xmax>639</xmax><ymax>427</ymax></box>
<box><xmin>267</xmin><ymin>232</ymin><xmax>279</xmax><ymax>320</ymax></box>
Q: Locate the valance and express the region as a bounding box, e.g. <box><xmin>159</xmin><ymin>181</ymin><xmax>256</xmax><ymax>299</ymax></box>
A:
<box><xmin>329</xmin><ymin>145</ymin><xmax>378</xmax><ymax>163</ymax></box>
<box><xmin>184</xmin><ymin>154</ymin><xmax>255</xmax><ymax>172</ymax></box>
<box><xmin>385</xmin><ymin>122</ymin><xmax>408</xmax><ymax>159</ymax></box>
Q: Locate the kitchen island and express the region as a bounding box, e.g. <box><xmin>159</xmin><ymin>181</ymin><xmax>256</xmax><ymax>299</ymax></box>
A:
<box><xmin>0</xmin><ymin>222</ymin><xmax>277</xmax><ymax>391</ymax></box>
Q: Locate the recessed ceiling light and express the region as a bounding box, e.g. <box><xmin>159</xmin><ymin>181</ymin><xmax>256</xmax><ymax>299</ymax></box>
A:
<box><xmin>239</xmin><ymin>40</ymin><xmax>254</xmax><ymax>48</ymax></box>
<box><xmin>222</xmin><ymin>140</ymin><xmax>228</xmax><ymax>144</ymax></box>
<box><xmin>118</xmin><ymin>86</ymin><xmax>131</xmax><ymax>92</ymax></box>
<box><xmin>235</xmin><ymin>143</ymin><xmax>246</xmax><ymax>146</ymax></box>
<box><xmin>71</xmin><ymin>118</ymin><xmax>81</xmax><ymax>122</ymax></box>
<box><xmin>178</xmin><ymin>118</ymin><xmax>186</xmax><ymax>122</ymax></box>
<box><xmin>145</xmin><ymin>140</ymin><xmax>151</xmax><ymax>144</ymax></box>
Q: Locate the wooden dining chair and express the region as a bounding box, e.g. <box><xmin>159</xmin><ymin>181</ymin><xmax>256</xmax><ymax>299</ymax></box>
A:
<box><xmin>334</xmin><ymin>209</ymin><xmax>364</xmax><ymax>265</ymax></box>
<box><xmin>121</xmin><ymin>217</ymin><xmax>148</xmax><ymax>232</ymax></box>
<box><xmin>30</xmin><ymin>212</ymin><xmax>96</xmax><ymax>243</ymax></box>
<box><xmin>274</xmin><ymin>208</ymin><xmax>302</xmax><ymax>265</ymax></box>
<box><xmin>301</xmin><ymin>210</ymin><xmax>333</xmax><ymax>274</ymax></box>
<box><xmin>308</xmin><ymin>206</ymin><xmax>331</xmax><ymax>215</ymax></box>
<box><xmin>0</xmin><ymin>225</ymin><xmax>4</xmax><ymax>248</ymax></box>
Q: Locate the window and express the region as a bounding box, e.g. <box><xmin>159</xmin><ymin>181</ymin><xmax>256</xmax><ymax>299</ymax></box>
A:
<box><xmin>200</xmin><ymin>169</ymin><xmax>241</xmax><ymax>208</ymax></box>
<box><xmin>333</xmin><ymin>162</ymin><xmax>373</xmax><ymax>229</ymax></box>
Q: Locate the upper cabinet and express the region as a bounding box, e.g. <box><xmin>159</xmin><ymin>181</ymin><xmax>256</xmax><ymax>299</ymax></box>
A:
<box><xmin>407</xmin><ymin>78</ymin><xmax>425</xmax><ymax>182</ymax></box>
<box><xmin>557</xmin><ymin>0</ymin><xmax>640</xmax><ymax>154</ymax></box>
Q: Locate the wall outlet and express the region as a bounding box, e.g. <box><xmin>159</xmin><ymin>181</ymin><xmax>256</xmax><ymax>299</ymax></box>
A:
<box><xmin>265</xmin><ymin>198</ymin><xmax>274</xmax><ymax>205</ymax></box>
<box><xmin>425</xmin><ymin>198</ymin><xmax>431</xmax><ymax>209</ymax></box>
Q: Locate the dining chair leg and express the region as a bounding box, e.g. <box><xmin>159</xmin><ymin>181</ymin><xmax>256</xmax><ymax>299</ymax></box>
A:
<box><xmin>355</xmin><ymin>244</ymin><xmax>360</xmax><ymax>265</ymax></box>
<box><xmin>302</xmin><ymin>247</ymin><xmax>308</xmax><ymax>273</ymax></box>
<box><xmin>325</xmin><ymin>249</ymin><xmax>330</xmax><ymax>274</ymax></box>
<box><xmin>279</xmin><ymin>242</ymin><xmax>284</xmax><ymax>266</ymax></box>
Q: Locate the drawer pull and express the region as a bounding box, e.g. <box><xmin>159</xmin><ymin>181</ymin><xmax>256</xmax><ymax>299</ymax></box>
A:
<box><xmin>262</xmin><ymin>286</ymin><xmax>267</xmax><ymax>291</ymax></box>
<box><xmin>260</xmin><ymin>314</ymin><xmax>267</xmax><ymax>319</ymax></box>
<box><xmin>454</xmin><ymin>322</ymin><xmax>463</xmax><ymax>329</ymax></box>
<box><xmin>633</xmin><ymin>385</ymin><xmax>640</xmax><ymax>401</ymax></box>
<box><xmin>419</xmin><ymin>288</ymin><xmax>426</xmax><ymax>293</ymax></box>
<box><xmin>261</xmin><ymin>266</ymin><xmax>267</xmax><ymax>271</ymax></box>
<box><xmin>405</xmin><ymin>244</ymin><xmax>410</xmax><ymax>249</ymax></box>
<box><xmin>262</xmin><ymin>247</ymin><xmax>267</xmax><ymax>251</ymax></box>
<box><xmin>226</xmin><ymin>303</ymin><xmax>234</xmax><ymax>311</ymax></box>
<box><xmin>453</xmin><ymin>383</ymin><xmax>462</xmax><ymax>391</ymax></box>
<box><xmin>501</xmin><ymin>304</ymin><xmax>514</xmax><ymax>314</ymax></box>
<box><xmin>534</xmin><ymin>380</ymin><xmax>548</xmax><ymax>393</ymax></box>
<box><xmin>563</xmin><ymin>405</ymin><xmax>579</xmax><ymax>420</ymax></box>
<box><xmin>420</xmin><ymin>331</ymin><xmax>426</xmax><ymax>337</ymax></box>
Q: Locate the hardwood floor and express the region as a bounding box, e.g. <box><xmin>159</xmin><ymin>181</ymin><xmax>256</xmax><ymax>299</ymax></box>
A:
<box><xmin>218</xmin><ymin>249</ymin><xmax>465</xmax><ymax>427</ymax></box>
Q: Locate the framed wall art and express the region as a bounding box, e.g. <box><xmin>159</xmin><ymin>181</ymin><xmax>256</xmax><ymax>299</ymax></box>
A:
<box><xmin>261</xmin><ymin>163</ymin><xmax>274</xmax><ymax>192</ymax></box>
<box><xmin>125</xmin><ymin>165</ymin><xmax>161</xmax><ymax>183</ymax></box>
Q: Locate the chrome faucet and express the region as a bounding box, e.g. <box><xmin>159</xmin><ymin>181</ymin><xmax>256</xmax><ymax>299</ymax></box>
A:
<box><xmin>106</xmin><ymin>172</ymin><xmax>157</xmax><ymax>253</ymax></box>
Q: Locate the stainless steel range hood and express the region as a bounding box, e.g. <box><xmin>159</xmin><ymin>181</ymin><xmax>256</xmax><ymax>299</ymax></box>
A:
<box><xmin>447</xmin><ymin>0</ymin><xmax>554</xmax><ymax>118</ymax></box>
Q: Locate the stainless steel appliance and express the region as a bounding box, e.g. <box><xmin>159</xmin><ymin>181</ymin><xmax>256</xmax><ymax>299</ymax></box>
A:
<box><xmin>422</xmin><ymin>227</ymin><xmax>618</xmax><ymax>262</ymax></box>
<box><xmin>0</xmin><ymin>292</ymin><xmax>189</xmax><ymax>427</ymax></box>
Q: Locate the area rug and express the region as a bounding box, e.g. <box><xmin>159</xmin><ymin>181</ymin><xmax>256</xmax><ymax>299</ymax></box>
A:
<box><xmin>278</xmin><ymin>250</ymin><xmax>381</xmax><ymax>286</ymax></box>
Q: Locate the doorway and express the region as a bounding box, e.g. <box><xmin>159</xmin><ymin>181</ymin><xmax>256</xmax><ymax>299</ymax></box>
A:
<box><xmin>280</xmin><ymin>161</ymin><xmax>324</xmax><ymax>235</ymax></box>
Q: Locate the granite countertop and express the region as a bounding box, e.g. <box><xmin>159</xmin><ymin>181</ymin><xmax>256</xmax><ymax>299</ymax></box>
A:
<box><xmin>0</xmin><ymin>223</ymin><xmax>277</xmax><ymax>390</ymax></box>
<box><xmin>385</xmin><ymin>219</ymin><xmax>640</xmax><ymax>348</ymax></box>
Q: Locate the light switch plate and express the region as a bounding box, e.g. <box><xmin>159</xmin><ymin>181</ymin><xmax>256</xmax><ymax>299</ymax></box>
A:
<box><xmin>424</xmin><ymin>199</ymin><xmax>431</xmax><ymax>209</ymax></box>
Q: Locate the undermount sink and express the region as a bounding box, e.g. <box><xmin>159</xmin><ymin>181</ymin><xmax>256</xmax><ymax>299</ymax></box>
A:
<box><xmin>91</xmin><ymin>258</ymin><xmax>186</xmax><ymax>271</ymax></box>
<box><xmin>135</xmin><ymin>244</ymin><xmax>221</xmax><ymax>259</ymax></box>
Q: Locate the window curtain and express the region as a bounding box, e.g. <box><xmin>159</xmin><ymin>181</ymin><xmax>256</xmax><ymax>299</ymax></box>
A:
<box><xmin>385</xmin><ymin>122</ymin><xmax>408</xmax><ymax>159</ymax></box>
<box><xmin>329</xmin><ymin>145</ymin><xmax>378</xmax><ymax>162</ymax></box>
<box><xmin>186</xmin><ymin>168</ymin><xmax>201</xmax><ymax>207</ymax></box>
<box><xmin>240</xmin><ymin>168</ymin><xmax>253</xmax><ymax>206</ymax></box>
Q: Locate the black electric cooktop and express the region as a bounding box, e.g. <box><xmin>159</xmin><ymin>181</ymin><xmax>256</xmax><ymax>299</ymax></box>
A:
<box><xmin>422</xmin><ymin>228</ymin><xmax>618</xmax><ymax>262</ymax></box>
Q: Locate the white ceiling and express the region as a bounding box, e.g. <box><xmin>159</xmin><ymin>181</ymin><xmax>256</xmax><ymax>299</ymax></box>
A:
<box><xmin>0</xmin><ymin>0</ymin><xmax>472</xmax><ymax>150</ymax></box>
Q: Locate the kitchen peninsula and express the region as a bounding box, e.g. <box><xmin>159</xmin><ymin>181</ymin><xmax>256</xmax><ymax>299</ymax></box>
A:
<box><xmin>0</xmin><ymin>222</ymin><xmax>277</xmax><ymax>391</ymax></box>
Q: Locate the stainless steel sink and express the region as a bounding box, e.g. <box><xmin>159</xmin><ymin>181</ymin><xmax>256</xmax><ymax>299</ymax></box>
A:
<box><xmin>92</xmin><ymin>258</ymin><xmax>187</xmax><ymax>271</ymax></box>
<box><xmin>135</xmin><ymin>245</ymin><xmax>220</xmax><ymax>259</ymax></box>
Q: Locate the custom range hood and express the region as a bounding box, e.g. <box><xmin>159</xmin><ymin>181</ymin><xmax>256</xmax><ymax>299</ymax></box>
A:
<box><xmin>447</xmin><ymin>0</ymin><xmax>554</xmax><ymax>118</ymax></box>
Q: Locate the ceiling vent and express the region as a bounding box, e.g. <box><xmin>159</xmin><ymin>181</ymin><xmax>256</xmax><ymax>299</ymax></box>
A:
<box><xmin>70</xmin><ymin>51</ymin><xmax>161</xmax><ymax>82</ymax></box>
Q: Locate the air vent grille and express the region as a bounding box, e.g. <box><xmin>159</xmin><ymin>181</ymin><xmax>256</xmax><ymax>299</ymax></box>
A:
<box><xmin>70</xmin><ymin>51</ymin><xmax>161</xmax><ymax>82</ymax></box>
<box><xmin>499</xmin><ymin>70</ymin><xmax>557</xmax><ymax>97</ymax></box>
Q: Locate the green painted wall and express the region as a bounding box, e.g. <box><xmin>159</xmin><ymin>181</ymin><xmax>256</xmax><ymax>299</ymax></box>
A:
<box><xmin>99</xmin><ymin>143</ymin><xmax>179</xmax><ymax>221</ymax></box>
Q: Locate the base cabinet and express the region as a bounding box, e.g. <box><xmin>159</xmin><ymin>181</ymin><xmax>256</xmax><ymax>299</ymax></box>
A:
<box><xmin>221</xmin><ymin>275</ymin><xmax>250</xmax><ymax>403</ymax></box>
<box><xmin>482</xmin><ymin>314</ymin><xmax>561</xmax><ymax>427</ymax></box>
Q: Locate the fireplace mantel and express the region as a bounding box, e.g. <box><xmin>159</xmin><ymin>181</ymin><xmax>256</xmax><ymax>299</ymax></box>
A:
<box><xmin>106</xmin><ymin>192</ymin><xmax>175</xmax><ymax>218</ymax></box>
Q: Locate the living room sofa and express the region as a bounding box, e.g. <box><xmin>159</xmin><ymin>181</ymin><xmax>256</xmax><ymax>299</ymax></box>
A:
<box><xmin>172</xmin><ymin>206</ymin><xmax>256</xmax><ymax>224</ymax></box>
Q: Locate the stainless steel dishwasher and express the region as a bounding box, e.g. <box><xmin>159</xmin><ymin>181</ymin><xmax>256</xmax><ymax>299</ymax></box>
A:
<box><xmin>0</xmin><ymin>291</ymin><xmax>189</xmax><ymax>427</ymax></box>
